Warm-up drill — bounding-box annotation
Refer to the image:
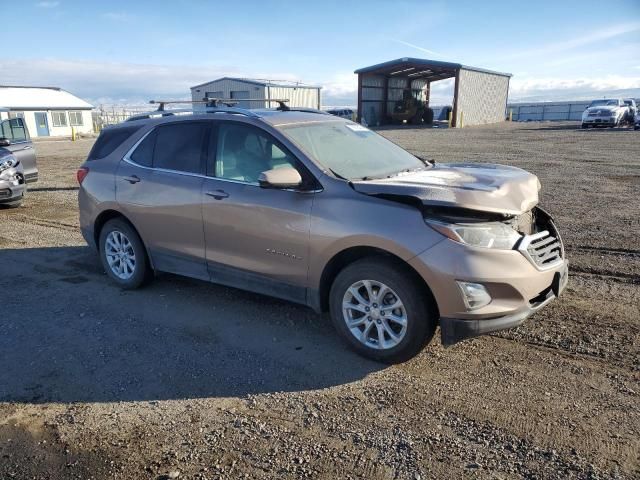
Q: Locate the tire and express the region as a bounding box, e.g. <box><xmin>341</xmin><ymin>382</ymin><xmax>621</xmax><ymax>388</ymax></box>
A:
<box><xmin>329</xmin><ymin>257</ymin><xmax>437</xmax><ymax>363</ymax></box>
<box><xmin>99</xmin><ymin>218</ymin><xmax>152</xmax><ymax>289</ymax></box>
<box><xmin>581</xmin><ymin>123</ymin><xmax>587</xmax><ymax>129</ymax></box>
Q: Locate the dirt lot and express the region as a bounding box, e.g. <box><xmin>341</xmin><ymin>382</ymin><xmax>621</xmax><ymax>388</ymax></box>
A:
<box><xmin>1</xmin><ymin>122</ymin><xmax>638</xmax><ymax>479</ymax></box>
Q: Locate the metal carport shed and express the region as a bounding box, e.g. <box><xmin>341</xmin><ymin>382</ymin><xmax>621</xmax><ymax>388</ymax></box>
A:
<box><xmin>355</xmin><ymin>57</ymin><xmax>511</xmax><ymax>128</ymax></box>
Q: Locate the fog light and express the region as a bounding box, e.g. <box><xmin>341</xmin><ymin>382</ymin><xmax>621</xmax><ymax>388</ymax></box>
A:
<box><xmin>457</xmin><ymin>281</ymin><xmax>492</xmax><ymax>310</ymax></box>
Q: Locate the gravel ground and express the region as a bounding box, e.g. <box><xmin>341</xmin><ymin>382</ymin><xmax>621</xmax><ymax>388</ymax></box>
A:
<box><xmin>1</xmin><ymin>122</ymin><xmax>638</xmax><ymax>479</ymax></box>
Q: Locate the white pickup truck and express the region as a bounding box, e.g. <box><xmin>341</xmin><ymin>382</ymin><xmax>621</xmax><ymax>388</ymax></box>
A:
<box><xmin>581</xmin><ymin>99</ymin><xmax>633</xmax><ymax>128</ymax></box>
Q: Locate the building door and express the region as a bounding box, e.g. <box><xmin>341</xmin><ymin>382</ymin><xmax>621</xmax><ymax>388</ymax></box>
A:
<box><xmin>230</xmin><ymin>90</ymin><xmax>250</xmax><ymax>109</ymax></box>
<box><xmin>34</xmin><ymin>112</ymin><xmax>49</xmax><ymax>136</ymax></box>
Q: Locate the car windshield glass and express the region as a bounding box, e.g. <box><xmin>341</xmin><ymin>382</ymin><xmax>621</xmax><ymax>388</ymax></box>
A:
<box><xmin>279</xmin><ymin>121</ymin><xmax>427</xmax><ymax>180</ymax></box>
<box><xmin>589</xmin><ymin>100</ymin><xmax>618</xmax><ymax>107</ymax></box>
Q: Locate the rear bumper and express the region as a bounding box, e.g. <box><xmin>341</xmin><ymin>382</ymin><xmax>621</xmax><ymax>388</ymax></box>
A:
<box><xmin>440</xmin><ymin>261</ymin><xmax>568</xmax><ymax>345</ymax></box>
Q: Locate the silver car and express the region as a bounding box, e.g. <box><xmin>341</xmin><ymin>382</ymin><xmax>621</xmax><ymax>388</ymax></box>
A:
<box><xmin>0</xmin><ymin>115</ymin><xmax>38</xmax><ymax>207</ymax></box>
<box><xmin>78</xmin><ymin>105</ymin><xmax>568</xmax><ymax>362</ymax></box>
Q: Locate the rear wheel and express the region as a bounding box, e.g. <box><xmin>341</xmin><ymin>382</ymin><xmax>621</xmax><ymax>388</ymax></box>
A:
<box><xmin>581</xmin><ymin>123</ymin><xmax>588</xmax><ymax>129</ymax></box>
<box><xmin>99</xmin><ymin>218</ymin><xmax>152</xmax><ymax>289</ymax></box>
<box><xmin>329</xmin><ymin>258</ymin><xmax>437</xmax><ymax>363</ymax></box>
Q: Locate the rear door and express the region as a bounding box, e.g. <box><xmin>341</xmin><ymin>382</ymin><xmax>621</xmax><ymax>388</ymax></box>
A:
<box><xmin>0</xmin><ymin>117</ymin><xmax>37</xmax><ymax>183</ymax></box>
<box><xmin>200</xmin><ymin>121</ymin><xmax>316</xmax><ymax>303</ymax></box>
<box><xmin>116</xmin><ymin>121</ymin><xmax>209</xmax><ymax>280</ymax></box>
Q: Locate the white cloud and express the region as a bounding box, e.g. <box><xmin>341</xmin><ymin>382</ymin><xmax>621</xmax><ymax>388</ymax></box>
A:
<box><xmin>499</xmin><ymin>22</ymin><xmax>640</xmax><ymax>62</ymax></box>
<box><xmin>509</xmin><ymin>75</ymin><xmax>640</xmax><ymax>101</ymax></box>
<box><xmin>389</xmin><ymin>39</ymin><xmax>446</xmax><ymax>58</ymax></box>
<box><xmin>36</xmin><ymin>1</ymin><xmax>60</xmax><ymax>7</ymax></box>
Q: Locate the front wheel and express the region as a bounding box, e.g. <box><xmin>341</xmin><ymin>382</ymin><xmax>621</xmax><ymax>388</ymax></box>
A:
<box><xmin>329</xmin><ymin>258</ymin><xmax>437</xmax><ymax>363</ymax></box>
<box><xmin>99</xmin><ymin>218</ymin><xmax>152</xmax><ymax>289</ymax></box>
<box><xmin>581</xmin><ymin>123</ymin><xmax>588</xmax><ymax>129</ymax></box>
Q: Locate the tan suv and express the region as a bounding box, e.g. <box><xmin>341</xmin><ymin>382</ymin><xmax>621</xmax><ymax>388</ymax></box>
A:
<box><xmin>78</xmin><ymin>105</ymin><xmax>568</xmax><ymax>362</ymax></box>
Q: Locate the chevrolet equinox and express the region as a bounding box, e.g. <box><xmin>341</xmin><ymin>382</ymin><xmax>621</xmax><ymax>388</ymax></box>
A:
<box><xmin>78</xmin><ymin>105</ymin><xmax>568</xmax><ymax>362</ymax></box>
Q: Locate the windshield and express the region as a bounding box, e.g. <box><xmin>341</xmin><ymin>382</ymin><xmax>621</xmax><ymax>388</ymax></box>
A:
<box><xmin>589</xmin><ymin>100</ymin><xmax>619</xmax><ymax>107</ymax></box>
<box><xmin>279</xmin><ymin>121</ymin><xmax>427</xmax><ymax>180</ymax></box>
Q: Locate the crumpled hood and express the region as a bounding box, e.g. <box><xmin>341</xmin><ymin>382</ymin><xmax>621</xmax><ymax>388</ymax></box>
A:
<box><xmin>351</xmin><ymin>163</ymin><xmax>540</xmax><ymax>215</ymax></box>
<box><xmin>585</xmin><ymin>105</ymin><xmax>619</xmax><ymax>114</ymax></box>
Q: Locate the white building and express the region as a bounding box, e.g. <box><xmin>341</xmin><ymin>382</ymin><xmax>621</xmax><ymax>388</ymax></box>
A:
<box><xmin>0</xmin><ymin>86</ymin><xmax>94</xmax><ymax>138</ymax></box>
<box><xmin>190</xmin><ymin>77</ymin><xmax>321</xmax><ymax>109</ymax></box>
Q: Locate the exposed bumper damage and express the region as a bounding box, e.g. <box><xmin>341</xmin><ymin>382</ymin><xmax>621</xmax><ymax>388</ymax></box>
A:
<box><xmin>0</xmin><ymin>154</ymin><xmax>25</xmax><ymax>205</ymax></box>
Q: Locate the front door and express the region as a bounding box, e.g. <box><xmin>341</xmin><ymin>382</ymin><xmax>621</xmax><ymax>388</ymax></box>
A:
<box><xmin>201</xmin><ymin>121</ymin><xmax>315</xmax><ymax>303</ymax></box>
<box><xmin>0</xmin><ymin>117</ymin><xmax>37</xmax><ymax>182</ymax></box>
<box><xmin>116</xmin><ymin>121</ymin><xmax>209</xmax><ymax>280</ymax></box>
<box><xmin>34</xmin><ymin>112</ymin><xmax>49</xmax><ymax>136</ymax></box>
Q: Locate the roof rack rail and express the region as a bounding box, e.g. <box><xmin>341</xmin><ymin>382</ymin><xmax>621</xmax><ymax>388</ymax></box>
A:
<box><xmin>124</xmin><ymin>98</ymin><xmax>330</xmax><ymax>123</ymax></box>
<box><xmin>149</xmin><ymin>98</ymin><xmax>291</xmax><ymax>111</ymax></box>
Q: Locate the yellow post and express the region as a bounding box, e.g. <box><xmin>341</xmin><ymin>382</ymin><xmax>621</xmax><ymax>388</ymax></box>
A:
<box><xmin>460</xmin><ymin>111</ymin><xmax>464</xmax><ymax>128</ymax></box>
<box><xmin>447</xmin><ymin>111</ymin><xmax>452</xmax><ymax>128</ymax></box>
<box><xmin>71</xmin><ymin>127</ymin><xmax>76</xmax><ymax>141</ymax></box>
<box><xmin>509</xmin><ymin>109</ymin><xmax>513</xmax><ymax>121</ymax></box>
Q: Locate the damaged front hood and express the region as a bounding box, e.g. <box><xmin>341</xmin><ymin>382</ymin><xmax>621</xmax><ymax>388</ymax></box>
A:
<box><xmin>352</xmin><ymin>163</ymin><xmax>540</xmax><ymax>215</ymax></box>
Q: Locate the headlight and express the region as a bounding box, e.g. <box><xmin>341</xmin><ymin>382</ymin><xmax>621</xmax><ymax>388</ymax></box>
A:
<box><xmin>426</xmin><ymin>220</ymin><xmax>522</xmax><ymax>250</ymax></box>
<box><xmin>0</xmin><ymin>155</ymin><xmax>18</xmax><ymax>173</ymax></box>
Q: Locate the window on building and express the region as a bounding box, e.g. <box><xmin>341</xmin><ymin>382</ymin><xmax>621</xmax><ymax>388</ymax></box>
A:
<box><xmin>69</xmin><ymin>111</ymin><xmax>84</xmax><ymax>126</ymax></box>
<box><xmin>8</xmin><ymin>112</ymin><xmax>24</xmax><ymax>119</ymax></box>
<box><xmin>51</xmin><ymin>111</ymin><xmax>68</xmax><ymax>127</ymax></box>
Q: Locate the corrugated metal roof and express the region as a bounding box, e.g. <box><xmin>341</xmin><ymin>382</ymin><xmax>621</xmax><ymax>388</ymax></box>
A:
<box><xmin>354</xmin><ymin>57</ymin><xmax>512</xmax><ymax>78</ymax></box>
<box><xmin>0</xmin><ymin>86</ymin><xmax>94</xmax><ymax>110</ymax></box>
<box><xmin>191</xmin><ymin>77</ymin><xmax>322</xmax><ymax>90</ymax></box>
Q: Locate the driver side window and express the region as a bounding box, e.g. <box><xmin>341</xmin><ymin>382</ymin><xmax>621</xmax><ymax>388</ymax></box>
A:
<box><xmin>214</xmin><ymin>123</ymin><xmax>296</xmax><ymax>184</ymax></box>
<box><xmin>0</xmin><ymin>118</ymin><xmax>28</xmax><ymax>142</ymax></box>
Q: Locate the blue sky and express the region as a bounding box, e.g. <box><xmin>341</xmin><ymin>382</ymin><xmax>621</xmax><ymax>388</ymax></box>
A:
<box><xmin>1</xmin><ymin>0</ymin><xmax>639</xmax><ymax>106</ymax></box>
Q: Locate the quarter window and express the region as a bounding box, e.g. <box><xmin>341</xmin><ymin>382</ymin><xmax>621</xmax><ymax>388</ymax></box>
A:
<box><xmin>51</xmin><ymin>111</ymin><xmax>67</xmax><ymax>127</ymax></box>
<box><xmin>129</xmin><ymin>130</ymin><xmax>155</xmax><ymax>167</ymax></box>
<box><xmin>214</xmin><ymin>123</ymin><xmax>296</xmax><ymax>183</ymax></box>
<box><xmin>69</xmin><ymin>111</ymin><xmax>84</xmax><ymax>126</ymax></box>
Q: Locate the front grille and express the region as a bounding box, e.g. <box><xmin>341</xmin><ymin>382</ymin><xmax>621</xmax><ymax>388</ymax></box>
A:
<box><xmin>521</xmin><ymin>230</ymin><xmax>563</xmax><ymax>269</ymax></box>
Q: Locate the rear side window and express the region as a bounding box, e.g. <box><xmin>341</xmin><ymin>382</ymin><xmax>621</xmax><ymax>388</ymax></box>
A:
<box><xmin>153</xmin><ymin>123</ymin><xmax>207</xmax><ymax>174</ymax></box>
<box><xmin>88</xmin><ymin>126</ymin><xmax>142</xmax><ymax>160</ymax></box>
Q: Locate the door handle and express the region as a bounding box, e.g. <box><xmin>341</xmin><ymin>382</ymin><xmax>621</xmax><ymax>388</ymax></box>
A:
<box><xmin>206</xmin><ymin>189</ymin><xmax>229</xmax><ymax>200</ymax></box>
<box><xmin>123</xmin><ymin>175</ymin><xmax>141</xmax><ymax>184</ymax></box>
<box><xmin>21</xmin><ymin>145</ymin><xmax>33</xmax><ymax>151</ymax></box>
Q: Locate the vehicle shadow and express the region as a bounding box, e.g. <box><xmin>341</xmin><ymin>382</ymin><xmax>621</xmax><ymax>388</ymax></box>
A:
<box><xmin>0</xmin><ymin>246</ymin><xmax>384</xmax><ymax>404</ymax></box>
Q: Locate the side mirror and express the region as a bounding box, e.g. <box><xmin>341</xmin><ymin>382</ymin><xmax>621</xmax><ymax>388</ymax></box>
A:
<box><xmin>0</xmin><ymin>137</ymin><xmax>10</xmax><ymax>147</ymax></box>
<box><xmin>259</xmin><ymin>167</ymin><xmax>302</xmax><ymax>189</ymax></box>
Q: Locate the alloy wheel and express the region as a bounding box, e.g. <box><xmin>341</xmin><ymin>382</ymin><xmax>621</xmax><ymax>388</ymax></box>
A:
<box><xmin>342</xmin><ymin>280</ymin><xmax>408</xmax><ymax>350</ymax></box>
<box><xmin>104</xmin><ymin>230</ymin><xmax>136</xmax><ymax>280</ymax></box>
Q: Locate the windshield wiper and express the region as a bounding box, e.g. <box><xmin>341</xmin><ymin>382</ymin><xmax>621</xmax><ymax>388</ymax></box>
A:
<box><xmin>328</xmin><ymin>168</ymin><xmax>349</xmax><ymax>181</ymax></box>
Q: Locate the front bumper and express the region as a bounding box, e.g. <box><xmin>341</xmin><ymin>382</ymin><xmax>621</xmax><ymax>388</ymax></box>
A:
<box><xmin>440</xmin><ymin>261</ymin><xmax>568</xmax><ymax>345</ymax></box>
<box><xmin>582</xmin><ymin>116</ymin><xmax>616</xmax><ymax>125</ymax></box>
<box><xmin>0</xmin><ymin>169</ymin><xmax>26</xmax><ymax>204</ymax></box>
<box><xmin>409</xmin><ymin>213</ymin><xmax>568</xmax><ymax>345</ymax></box>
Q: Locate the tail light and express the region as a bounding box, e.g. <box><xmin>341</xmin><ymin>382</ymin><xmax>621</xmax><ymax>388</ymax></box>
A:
<box><xmin>77</xmin><ymin>167</ymin><xmax>89</xmax><ymax>184</ymax></box>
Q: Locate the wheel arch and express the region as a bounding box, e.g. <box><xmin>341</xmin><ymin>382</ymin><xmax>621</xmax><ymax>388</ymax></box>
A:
<box><xmin>93</xmin><ymin>210</ymin><xmax>155</xmax><ymax>270</ymax></box>
<box><xmin>315</xmin><ymin>245</ymin><xmax>438</xmax><ymax>316</ymax></box>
